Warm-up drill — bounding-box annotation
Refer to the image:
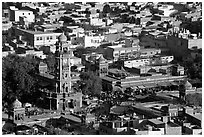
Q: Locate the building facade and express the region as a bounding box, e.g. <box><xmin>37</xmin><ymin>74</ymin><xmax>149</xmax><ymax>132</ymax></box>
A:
<box><xmin>9</xmin><ymin>6</ymin><xmax>35</xmax><ymax>22</ymax></box>
<box><xmin>84</xmin><ymin>34</ymin><xmax>105</xmax><ymax>48</ymax></box>
<box><xmin>104</xmin><ymin>45</ymin><xmax>140</xmax><ymax>61</ymax></box>
<box><xmin>14</xmin><ymin>27</ymin><xmax>61</xmax><ymax>48</ymax></box>
<box><xmin>54</xmin><ymin>33</ymin><xmax>82</xmax><ymax>111</ymax></box>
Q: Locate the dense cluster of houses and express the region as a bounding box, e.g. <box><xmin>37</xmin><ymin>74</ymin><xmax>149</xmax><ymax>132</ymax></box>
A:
<box><xmin>2</xmin><ymin>2</ymin><xmax>202</xmax><ymax>135</ymax></box>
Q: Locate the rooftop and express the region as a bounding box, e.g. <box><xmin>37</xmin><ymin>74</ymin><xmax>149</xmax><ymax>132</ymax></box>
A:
<box><xmin>61</xmin><ymin>114</ymin><xmax>81</xmax><ymax>123</ymax></box>
<box><xmin>148</xmin><ymin>119</ymin><xmax>164</xmax><ymax>125</ymax></box>
<box><xmin>139</xmin><ymin>48</ymin><xmax>161</xmax><ymax>52</ymax></box>
<box><xmin>108</xmin><ymin>46</ymin><xmax>140</xmax><ymax>51</ymax></box>
<box><xmin>187</xmin><ymin>113</ymin><xmax>202</xmax><ymax>121</ymax></box>
<box><xmin>101</xmin><ymin>74</ymin><xmax>186</xmax><ymax>83</ymax></box>
<box><xmin>108</xmin><ymin>68</ymin><xmax>128</xmax><ymax>74</ymax></box>
<box><xmin>132</xmin><ymin>105</ymin><xmax>162</xmax><ymax>117</ymax></box>
<box><xmin>38</xmin><ymin>72</ymin><xmax>55</xmax><ymax>79</ymax></box>
<box><xmin>40</xmin><ymin>24</ymin><xmax>62</xmax><ymax>29</ymax></box>
<box><xmin>16</xmin><ymin>125</ymin><xmax>31</xmax><ymax>131</ymax></box>
<box><xmin>17</xmin><ymin>28</ymin><xmax>60</xmax><ymax>35</ymax></box>
<box><xmin>167</xmin><ymin>122</ymin><xmax>180</xmax><ymax>127</ymax></box>
<box><xmin>22</xmin><ymin>112</ymin><xmax>61</xmax><ymax>123</ymax></box>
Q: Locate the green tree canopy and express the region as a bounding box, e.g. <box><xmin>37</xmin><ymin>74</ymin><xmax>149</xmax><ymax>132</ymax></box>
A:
<box><xmin>79</xmin><ymin>71</ymin><xmax>102</xmax><ymax>96</ymax></box>
<box><xmin>103</xmin><ymin>4</ymin><xmax>112</xmax><ymax>14</ymax></box>
<box><xmin>2</xmin><ymin>54</ymin><xmax>39</xmax><ymax>108</ymax></box>
<box><xmin>185</xmin><ymin>93</ymin><xmax>202</xmax><ymax>106</ymax></box>
<box><xmin>45</xmin><ymin>53</ymin><xmax>56</xmax><ymax>73</ymax></box>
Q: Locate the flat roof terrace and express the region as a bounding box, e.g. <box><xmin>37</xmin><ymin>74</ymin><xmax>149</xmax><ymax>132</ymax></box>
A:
<box><xmin>167</xmin><ymin>122</ymin><xmax>180</xmax><ymax>127</ymax></box>
<box><xmin>101</xmin><ymin>75</ymin><xmax>186</xmax><ymax>86</ymax></box>
<box><xmin>132</xmin><ymin>105</ymin><xmax>163</xmax><ymax>118</ymax></box>
<box><xmin>148</xmin><ymin>119</ymin><xmax>164</xmax><ymax>125</ymax></box>
<box><xmin>16</xmin><ymin>28</ymin><xmax>61</xmax><ymax>35</ymax></box>
<box><xmin>107</xmin><ymin>45</ymin><xmax>140</xmax><ymax>51</ymax></box>
<box><xmin>121</xmin><ymin>75</ymin><xmax>186</xmax><ymax>83</ymax></box>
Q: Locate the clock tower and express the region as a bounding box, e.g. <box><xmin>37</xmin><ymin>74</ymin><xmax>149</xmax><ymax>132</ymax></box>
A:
<box><xmin>54</xmin><ymin>33</ymin><xmax>82</xmax><ymax>111</ymax></box>
<box><xmin>55</xmin><ymin>33</ymin><xmax>72</xmax><ymax>94</ymax></box>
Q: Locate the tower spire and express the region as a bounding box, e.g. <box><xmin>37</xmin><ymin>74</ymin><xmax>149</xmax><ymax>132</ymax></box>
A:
<box><xmin>55</xmin><ymin>32</ymin><xmax>71</xmax><ymax>94</ymax></box>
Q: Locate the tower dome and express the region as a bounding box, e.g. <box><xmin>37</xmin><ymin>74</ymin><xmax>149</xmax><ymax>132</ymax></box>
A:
<box><xmin>184</xmin><ymin>80</ymin><xmax>192</xmax><ymax>90</ymax></box>
<box><xmin>58</xmin><ymin>33</ymin><xmax>67</xmax><ymax>43</ymax></box>
<box><xmin>13</xmin><ymin>99</ymin><xmax>22</xmax><ymax>109</ymax></box>
<box><xmin>98</xmin><ymin>54</ymin><xmax>106</xmax><ymax>63</ymax></box>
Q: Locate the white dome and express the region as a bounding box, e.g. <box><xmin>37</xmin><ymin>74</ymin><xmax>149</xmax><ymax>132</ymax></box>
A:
<box><xmin>185</xmin><ymin>80</ymin><xmax>192</xmax><ymax>90</ymax></box>
<box><xmin>58</xmin><ymin>33</ymin><xmax>67</xmax><ymax>43</ymax></box>
<box><xmin>13</xmin><ymin>99</ymin><xmax>22</xmax><ymax>109</ymax></box>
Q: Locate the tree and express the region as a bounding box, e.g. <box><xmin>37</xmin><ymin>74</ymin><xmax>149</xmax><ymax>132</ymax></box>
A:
<box><xmin>60</xmin><ymin>16</ymin><xmax>75</xmax><ymax>24</ymax></box>
<box><xmin>87</xmin><ymin>2</ymin><xmax>95</xmax><ymax>7</ymax></box>
<box><xmin>45</xmin><ymin>53</ymin><xmax>56</xmax><ymax>73</ymax></box>
<box><xmin>39</xmin><ymin>46</ymin><xmax>51</xmax><ymax>55</ymax></box>
<box><xmin>73</xmin><ymin>47</ymin><xmax>97</xmax><ymax>58</ymax></box>
<box><xmin>73</xmin><ymin>47</ymin><xmax>86</xmax><ymax>58</ymax></box>
<box><xmin>79</xmin><ymin>71</ymin><xmax>102</xmax><ymax>96</ymax></box>
<box><xmin>71</xmin><ymin>65</ymin><xmax>77</xmax><ymax>72</ymax></box>
<box><xmin>121</xmin><ymin>14</ymin><xmax>130</xmax><ymax>23</ymax></box>
<box><xmin>96</xmin><ymin>9</ymin><xmax>100</xmax><ymax>13</ymax></box>
<box><xmin>103</xmin><ymin>4</ymin><xmax>111</xmax><ymax>14</ymax></box>
<box><xmin>2</xmin><ymin>54</ymin><xmax>39</xmax><ymax>107</ymax></box>
<box><xmin>185</xmin><ymin>93</ymin><xmax>202</xmax><ymax>106</ymax></box>
<box><xmin>85</xmin><ymin>8</ymin><xmax>91</xmax><ymax>14</ymax></box>
<box><xmin>180</xmin><ymin>55</ymin><xmax>202</xmax><ymax>81</ymax></box>
<box><xmin>2</xmin><ymin>35</ymin><xmax>7</xmax><ymax>45</ymax></box>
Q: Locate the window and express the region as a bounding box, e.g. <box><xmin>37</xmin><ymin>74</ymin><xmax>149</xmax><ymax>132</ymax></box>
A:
<box><xmin>47</xmin><ymin>37</ymin><xmax>49</xmax><ymax>40</ymax></box>
<box><xmin>15</xmin><ymin>115</ymin><xmax>18</xmax><ymax>120</ymax></box>
<box><xmin>4</xmin><ymin>13</ymin><xmax>8</xmax><ymax>18</ymax></box>
<box><xmin>63</xmin><ymin>48</ymin><xmax>68</xmax><ymax>54</ymax></box>
<box><xmin>18</xmin><ymin>114</ymin><xmax>20</xmax><ymax>120</ymax></box>
<box><xmin>22</xmin><ymin>13</ymin><xmax>24</xmax><ymax>15</ymax></box>
<box><xmin>36</xmin><ymin>37</ymin><xmax>39</xmax><ymax>40</ymax></box>
<box><xmin>40</xmin><ymin>37</ymin><xmax>42</xmax><ymax>40</ymax></box>
<box><xmin>50</xmin><ymin>36</ymin><xmax>52</xmax><ymax>40</ymax></box>
<box><xmin>28</xmin><ymin>13</ymin><xmax>30</xmax><ymax>15</ymax></box>
<box><xmin>114</xmin><ymin>53</ymin><xmax>119</xmax><ymax>56</ymax></box>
